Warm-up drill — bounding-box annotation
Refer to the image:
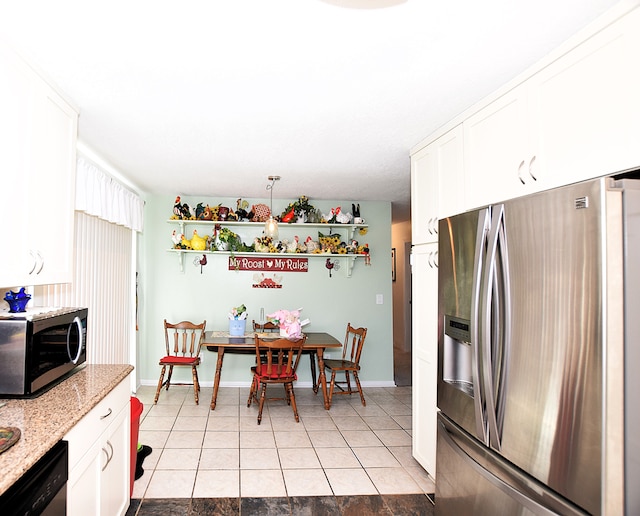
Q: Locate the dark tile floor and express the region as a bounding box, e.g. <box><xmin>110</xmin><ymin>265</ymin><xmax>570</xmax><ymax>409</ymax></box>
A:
<box><xmin>126</xmin><ymin>493</ymin><xmax>435</xmax><ymax>515</ymax></box>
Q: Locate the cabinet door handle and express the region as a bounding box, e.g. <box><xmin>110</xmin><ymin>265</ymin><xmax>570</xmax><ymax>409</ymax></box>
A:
<box><xmin>28</xmin><ymin>250</ymin><xmax>37</xmax><ymax>275</ymax></box>
<box><xmin>100</xmin><ymin>408</ymin><xmax>113</xmax><ymax>420</ymax></box>
<box><xmin>528</xmin><ymin>155</ymin><xmax>537</xmax><ymax>181</ymax></box>
<box><xmin>101</xmin><ymin>440</ymin><xmax>114</xmax><ymax>471</ymax></box>
<box><xmin>517</xmin><ymin>160</ymin><xmax>526</xmax><ymax>184</ymax></box>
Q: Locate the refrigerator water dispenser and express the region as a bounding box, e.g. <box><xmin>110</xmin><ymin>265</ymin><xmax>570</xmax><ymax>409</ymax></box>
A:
<box><xmin>442</xmin><ymin>315</ymin><xmax>473</xmax><ymax>397</ymax></box>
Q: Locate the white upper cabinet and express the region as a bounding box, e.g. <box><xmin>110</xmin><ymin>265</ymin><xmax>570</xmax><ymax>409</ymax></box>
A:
<box><xmin>411</xmin><ymin>143</ymin><xmax>439</xmax><ymax>244</ymax></box>
<box><xmin>411</xmin><ymin>125</ymin><xmax>464</xmax><ymax>243</ymax></box>
<box><xmin>530</xmin><ymin>7</ymin><xmax>640</xmax><ymax>186</ymax></box>
<box><xmin>0</xmin><ymin>42</ymin><xmax>78</xmax><ymax>288</ymax></box>
<box><xmin>464</xmin><ymin>7</ymin><xmax>640</xmax><ymax>210</ymax></box>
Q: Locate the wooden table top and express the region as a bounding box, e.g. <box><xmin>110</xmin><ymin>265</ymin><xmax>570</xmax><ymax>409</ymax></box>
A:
<box><xmin>204</xmin><ymin>331</ymin><xmax>342</xmax><ymax>350</ymax></box>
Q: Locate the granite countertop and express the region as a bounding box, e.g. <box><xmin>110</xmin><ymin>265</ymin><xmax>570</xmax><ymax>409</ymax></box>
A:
<box><xmin>0</xmin><ymin>363</ymin><xmax>133</xmax><ymax>496</ymax></box>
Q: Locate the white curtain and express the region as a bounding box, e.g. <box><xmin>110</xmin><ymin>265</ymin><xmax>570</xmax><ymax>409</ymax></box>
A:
<box><xmin>76</xmin><ymin>157</ymin><xmax>144</xmax><ymax>232</ymax></box>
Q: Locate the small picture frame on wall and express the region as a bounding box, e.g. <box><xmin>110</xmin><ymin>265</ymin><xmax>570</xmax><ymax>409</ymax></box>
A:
<box><xmin>391</xmin><ymin>248</ymin><xmax>396</xmax><ymax>282</ymax></box>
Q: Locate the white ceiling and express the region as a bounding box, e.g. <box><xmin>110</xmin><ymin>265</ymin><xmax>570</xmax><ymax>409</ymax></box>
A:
<box><xmin>1</xmin><ymin>0</ymin><xmax>625</xmax><ymax>222</ymax></box>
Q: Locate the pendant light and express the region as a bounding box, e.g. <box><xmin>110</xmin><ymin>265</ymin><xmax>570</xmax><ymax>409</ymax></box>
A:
<box><xmin>264</xmin><ymin>175</ymin><xmax>280</xmax><ymax>239</ymax></box>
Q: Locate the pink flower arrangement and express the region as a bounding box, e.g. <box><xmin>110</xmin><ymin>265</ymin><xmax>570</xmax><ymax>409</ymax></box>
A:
<box><xmin>267</xmin><ymin>308</ymin><xmax>310</xmax><ymax>339</ymax></box>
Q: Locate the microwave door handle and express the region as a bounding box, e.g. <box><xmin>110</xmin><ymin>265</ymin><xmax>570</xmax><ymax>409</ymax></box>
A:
<box><xmin>470</xmin><ymin>208</ymin><xmax>490</xmax><ymax>444</ymax></box>
<box><xmin>67</xmin><ymin>316</ymin><xmax>84</xmax><ymax>364</ymax></box>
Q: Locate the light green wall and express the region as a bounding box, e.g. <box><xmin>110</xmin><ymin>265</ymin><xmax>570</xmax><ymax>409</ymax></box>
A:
<box><xmin>137</xmin><ymin>195</ymin><xmax>394</xmax><ymax>388</ymax></box>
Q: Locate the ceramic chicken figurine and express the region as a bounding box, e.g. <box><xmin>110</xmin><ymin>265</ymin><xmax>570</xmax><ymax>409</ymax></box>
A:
<box><xmin>171</xmin><ymin>230</ymin><xmax>182</xmax><ymax>248</ymax></box>
<box><xmin>304</xmin><ymin>236</ymin><xmax>318</xmax><ymax>253</ymax></box>
<box><xmin>286</xmin><ymin>236</ymin><xmax>299</xmax><ymax>253</ymax></box>
<box><xmin>190</xmin><ymin>230</ymin><xmax>207</xmax><ymax>251</ymax></box>
<box><xmin>334</xmin><ymin>206</ymin><xmax>353</xmax><ymax>224</ymax></box>
<box><xmin>180</xmin><ymin>234</ymin><xmax>192</xmax><ymax>249</ymax></box>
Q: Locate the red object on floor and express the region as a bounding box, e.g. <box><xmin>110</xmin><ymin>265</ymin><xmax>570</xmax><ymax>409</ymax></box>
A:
<box><xmin>130</xmin><ymin>396</ymin><xmax>143</xmax><ymax>497</ymax></box>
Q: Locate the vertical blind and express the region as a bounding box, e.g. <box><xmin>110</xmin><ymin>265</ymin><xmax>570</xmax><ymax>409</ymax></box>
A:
<box><xmin>36</xmin><ymin>210</ymin><xmax>134</xmax><ymax>364</ymax></box>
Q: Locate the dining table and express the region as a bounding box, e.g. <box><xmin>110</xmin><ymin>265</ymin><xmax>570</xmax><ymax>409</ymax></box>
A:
<box><xmin>203</xmin><ymin>331</ymin><xmax>342</xmax><ymax>410</ymax></box>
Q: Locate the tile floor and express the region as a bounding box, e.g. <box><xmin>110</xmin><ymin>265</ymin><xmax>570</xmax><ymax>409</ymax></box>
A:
<box><xmin>130</xmin><ymin>383</ymin><xmax>434</xmax><ymax>505</ymax></box>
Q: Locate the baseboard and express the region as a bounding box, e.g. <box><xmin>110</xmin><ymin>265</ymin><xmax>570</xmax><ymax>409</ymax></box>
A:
<box><xmin>138</xmin><ymin>379</ymin><xmax>399</xmax><ymax>389</ymax></box>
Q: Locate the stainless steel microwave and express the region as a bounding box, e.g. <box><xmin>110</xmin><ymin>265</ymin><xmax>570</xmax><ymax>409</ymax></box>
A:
<box><xmin>0</xmin><ymin>307</ymin><xmax>87</xmax><ymax>397</ymax></box>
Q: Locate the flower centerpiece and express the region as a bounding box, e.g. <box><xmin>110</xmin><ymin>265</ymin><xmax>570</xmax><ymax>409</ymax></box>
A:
<box><xmin>267</xmin><ymin>308</ymin><xmax>310</xmax><ymax>339</ymax></box>
<box><xmin>228</xmin><ymin>304</ymin><xmax>248</xmax><ymax>336</ymax></box>
<box><xmin>280</xmin><ymin>196</ymin><xmax>316</xmax><ymax>224</ymax></box>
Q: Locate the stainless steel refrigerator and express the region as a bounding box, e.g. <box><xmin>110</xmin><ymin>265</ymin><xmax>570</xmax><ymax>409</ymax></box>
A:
<box><xmin>436</xmin><ymin>175</ymin><xmax>640</xmax><ymax>515</ymax></box>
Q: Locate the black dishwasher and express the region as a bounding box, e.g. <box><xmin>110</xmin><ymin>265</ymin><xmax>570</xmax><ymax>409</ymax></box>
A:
<box><xmin>0</xmin><ymin>440</ymin><xmax>68</xmax><ymax>515</ymax></box>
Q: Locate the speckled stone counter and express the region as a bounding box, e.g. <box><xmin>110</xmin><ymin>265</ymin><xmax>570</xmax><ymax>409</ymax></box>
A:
<box><xmin>0</xmin><ymin>364</ymin><xmax>133</xmax><ymax>496</ymax></box>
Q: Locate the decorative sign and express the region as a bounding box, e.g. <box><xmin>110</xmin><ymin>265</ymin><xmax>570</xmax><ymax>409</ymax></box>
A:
<box><xmin>229</xmin><ymin>256</ymin><xmax>309</xmax><ymax>272</ymax></box>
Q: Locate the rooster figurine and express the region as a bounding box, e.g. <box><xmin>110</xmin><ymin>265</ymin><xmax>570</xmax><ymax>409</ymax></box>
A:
<box><xmin>190</xmin><ymin>229</ymin><xmax>207</xmax><ymax>251</ymax></box>
<box><xmin>325</xmin><ymin>258</ymin><xmax>335</xmax><ymax>278</ymax></box>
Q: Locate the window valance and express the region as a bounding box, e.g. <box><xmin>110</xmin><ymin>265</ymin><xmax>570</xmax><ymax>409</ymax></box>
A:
<box><xmin>75</xmin><ymin>157</ymin><xmax>144</xmax><ymax>232</ymax></box>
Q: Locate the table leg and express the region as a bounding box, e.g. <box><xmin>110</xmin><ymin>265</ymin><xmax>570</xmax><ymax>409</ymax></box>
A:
<box><xmin>210</xmin><ymin>347</ymin><xmax>225</xmax><ymax>410</ymax></box>
<box><xmin>316</xmin><ymin>347</ymin><xmax>330</xmax><ymax>410</ymax></box>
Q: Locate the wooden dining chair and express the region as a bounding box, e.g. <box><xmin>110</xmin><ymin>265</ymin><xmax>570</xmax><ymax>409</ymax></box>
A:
<box><xmin>154</xmin><ymin>319</ymin><xmax>206</xmax><ymax>405</ymax></box>
<box><xmin>323</xmin><ymin>323</ymin><xmax>368</xmax><ymax>408</ymax></box>
<box><xmin>247</xmin><ymin>334</ymin><xmax>306</xmax><ymax>424</ymax></box>
<box><xmin>253</xmin><ymin>319</ymin><xmax>318</xmax><ymax>392</ymax></box>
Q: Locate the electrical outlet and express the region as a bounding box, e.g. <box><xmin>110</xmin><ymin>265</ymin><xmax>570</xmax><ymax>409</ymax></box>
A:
<box><xmin>376</xmin><ymin>294</ymin><xmax>383</xmax><ymax>305</ymax></box>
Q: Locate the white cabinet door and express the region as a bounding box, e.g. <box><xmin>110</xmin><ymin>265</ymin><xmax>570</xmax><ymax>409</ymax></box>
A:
<box><xmin>100</xmin><ymin>405</ymin><xmax>130</xmax><ymax>516</ymax></box>
<box><xmin>436</xmin><ymin>125</ymin><xmax>465</xmax><ymax>219</ymax></box>
<box><xmin>411</xmin><ymin>242</ymin><xmax>439</xmax><ymax>476</ymax></box>
<box><xmin>0</xmin><ymin>42</ymin><xmax>77</xmax><ymax>288</ymax></box>
<box><xmin>411</xmin><ymin>145</ymin><xmax>439</xmax><ymax>244</ymax></box>
<box><xmin>463</xmin><ymin>88</ymin><xmax>534</xmax><ymax>210</ymax></box>
<box><xmin>531</xmin><ymin>7</ymin><xmax>640</xmax><ymax>187</ymax></box>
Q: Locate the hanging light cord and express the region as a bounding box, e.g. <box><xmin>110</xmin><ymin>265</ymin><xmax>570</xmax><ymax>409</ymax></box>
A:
<box><xmin>266</xmin><ymin>175</ymin><xmax>280</xmax><ymax>214</ymax></box>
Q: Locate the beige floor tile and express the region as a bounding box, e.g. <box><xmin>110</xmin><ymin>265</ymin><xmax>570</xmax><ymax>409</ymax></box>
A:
<box><xmin>324</xmin><ymin>402</ymin><xmax>359</xmax><ymax>416</ymax></box>
<box><xmin>340</xmin><ymin>430</ymin><xmax>384</xmax><ymax>448</ymax></box>
<box><xmin>145</xmin><ymin>470</ymin><xmax>197</xmax><ymax>498</ymax></box>
<box><xmin>351</xmin><ymin>404</ymin><xmax>388</xmax><ymax>417</ymax></box>
<box><xmin>405</xmin><ymin>465</ymin><xmax>436</xmax><ymax>493</ymax></box>
<box><xmin>334</xmin><ymin>416</ymin><xmax>369</xmax><ymax>431</ymax></box>
<box><xmin>392</xmin><ymin>415</ymin><xmax>413</xmax><ymax>429</ymax></box>
<box><xmin>202</xmin><ymin>431</ymin><xmax>239</xmax><ymax>448</ymax></box>
<box><xmin>173</xmin><ymin>416</ymin><xmax>208</xmax><ymax>432</ymax></box>
<box><xmin>199</xmin><ymin>448</ymin><xmax>240</xmax><ymax>469</ymax></box>
<box><xmin>362</xmin><ymin>415</ymin><xmax>402</xmax><ymax>430</ymax></box>
<box><xmin>388</xmin><ymin>446</ymin><xmax>422</xmax><ymax>468</ymax></box>
<box><xmin>325</xmin><ymin>468</ymin><xmax>378</xmax><ymax>496</ymax></box>
<box><xmin>301</xmin><ymin>416</ymin><xmax>337</xmax><ymax>431</ymax></box>
<box><xmin>241</xmin><ymin>469</ymin><xmax>286</xmax><ymax>497</ymax></box>
<box><xmin>376</xmin><ymin>402</ymin><xmax>412</xmax><ymax>416</ymax></box>
<box><xmin>308</xmin><ymin>430</ymin><xmax>348</xmax><ymax>448</ymax></box>
<box><xmin>241</xmin><ymin>431</ymin><xmax>276</xmax><ymax>449</ymax></box>
<box><xmin>131</xmin><ymin>469</ymin><xmax>152</xmax><ymax>498</ymax></box>
<box><xmin>352</xmin><ymin>447</ymin><xmax>400</xmax><ymax>468</ymax></box>
<box><xmin>138</xmin><ymin>430</ymin><xmax>170</xmax><ymax>450</ymax></box>
<box><xmin>278</xmin><ymin>447</ymin><xmax>321</xmax><ymax>469</ymax></box>
<box><xmin>193</xmin><ymin>469</ymin><xmax>240</xmax><ymax>498</ymax></box>
<box><xmin>240</xmin><ymin>415</ymin><xmax>272</xmax><ymax>431</ymax></box>
<box><xmin>282</xmin><ymin>469</ymin><xmax>333</xmax><ymax>496</ymax></box>
<box><xmin>274</xmin><ymin>431</ymin><xmax>312</xmax><ymax>448</ymax></box>
<box><xmin>140</xmin><ymin>416</ymin><xmax>176</xmax><ymax>431</ymax></box>
<box><xmin>315</xmin><ymin>447</ymin><xmax>361</xmax><ymax>469</ymax></box>
<box><xmin>165</xmin><ymin>430</ymin><xmax>205</xmax><ymax>448</ymax></box>
<box><xmin>241</xmin><ymin>447</ymin><xmax>280</xmax><ymax>469</ymax></box>
<box><xmin>207</xmin><ymin>416</ymin><xmax>239</xmax><ymax>432</ymax></box>
<box><xmin>373</xmin><ymin>429</ymin><xmax>412</xmax><ymax>447</ymax></box>
<box><xmin>156</xmin><ymin>448</ymin><xmax>201</xmax><ymax>470</ymax></box>
<box><xmin>146</xmin><ymin>404</ymin><xmax>181</xmax><ymax>418</ymax></box>
<box><xmin>179</xmin><ymin>404</ymin><xmax>212</xmax><ymax>417</ymax></box>
<box><xmin>210</xmin><ymin>404</ymin><xmax>240</xmax><ymax>417</ymax></box>
<box><xmin>365</xmin><ymin>467</ymin><xmax>422</xmax><ymax>494</ymax></box>
<box><xmin>270</xmin><ymin>415</ymin><xmax>305</xmax><ymax>431</ymax></box>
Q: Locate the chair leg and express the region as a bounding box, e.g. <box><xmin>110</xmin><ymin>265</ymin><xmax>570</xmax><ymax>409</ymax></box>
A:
<box><xmin>192</xmin><ymin>366</ymin><xmax>200</xmax><ymax>405</ymax></box>
<box><xmin>287</xmin><ymin>383</ymin><xmax>299</xmax><ymax>422</ymax></box>
<box><xmin>309</xmin><ymin>352</ymin><xmax>318</xmax><ymax>393</ymax></box>
<box><xmin>154</xmin><ymin>365</ymin><xmax>166</xmax><ymax>403</ymax></box>
<box><xmin>344</xmin><ymin>370</ymin><xmax>352</xmax><ymax>394</ymax></box>
<box><xmin>247</xmin><ymin>377</ymin><xmax>257</xmax><ymax>407</ymax></box>
<box><xmin>165</xmin><ymin>365</ymin><xmax>174</xmax><ymax>391</ymax></box>
<box><xmin>284</xmin><ymin>384</ymin><xmax>291</xmax><ymax>405</ymax></box>
<box><xmin>328</xmin><ymin>370</ymin><xmax>337</xmax><ymax>408</ymax></box>
<box><xmin>257</xmin><ymin>383</ymin><xmax>268</xmax><ymax>425</ymax></box>
<box><xmin>353</xmin><ymin>371</ymin><xmax>366</xmax><ymax>406</ymax></box>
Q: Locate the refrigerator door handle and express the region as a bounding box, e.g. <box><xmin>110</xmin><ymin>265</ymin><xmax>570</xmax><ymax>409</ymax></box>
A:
<box><xmin>470</xmin><ymin>207</ymin><xmax>490</xmax><ymax>443</ymax></box>
<box><xmin>440</xmin><ymin>419</ymin><xmax>559</xmax><ymax>516</ymax></box>
<box><xmin>482</xmin><ymin>204</ymin><xmax>510</xmax><ymax>451</ymax></box>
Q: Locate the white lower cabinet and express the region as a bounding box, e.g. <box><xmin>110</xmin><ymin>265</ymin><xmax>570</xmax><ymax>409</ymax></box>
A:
<box><xmin>411</xmin><ymin>243</ymin><xmax>439</xmax><ymax>477</ymax></box>
<box><xmin>65</xmin><ymin>378</ymin><xmax>130</xmax><ymax>516</ymax></box>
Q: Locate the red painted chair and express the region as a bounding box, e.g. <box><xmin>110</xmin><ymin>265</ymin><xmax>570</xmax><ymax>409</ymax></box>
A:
<box><xmin>247</xmin><ymin>334</ymin><xmax>306</xmax><ymax>424</ymax></box>
<box><xmin>154</xmin><ymin>319</ymin><xmax>206</xmax><ymax>405</ymax></box>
